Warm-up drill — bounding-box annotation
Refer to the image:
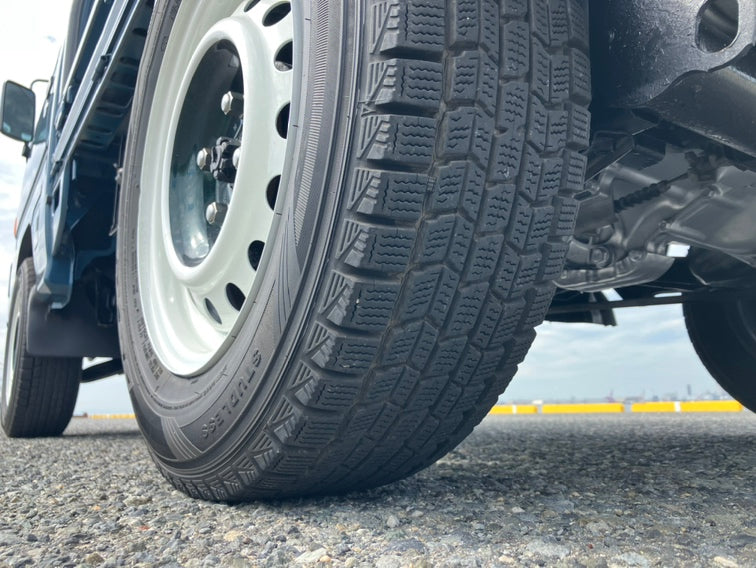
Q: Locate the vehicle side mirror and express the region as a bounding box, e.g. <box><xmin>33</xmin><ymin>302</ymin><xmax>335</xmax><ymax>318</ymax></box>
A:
<box><xmin>0</xmin><ymin>81</ymin><xmax>35</xmax><ymax>143</ymax></box>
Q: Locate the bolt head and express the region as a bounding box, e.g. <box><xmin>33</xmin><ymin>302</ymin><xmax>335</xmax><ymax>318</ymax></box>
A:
<box><xmin>221</xmin><ymin>91</ymin><xmax>244</xmax><ymax>117</ymax></box>
<box><xmin>197</xmin><ymin>148</ymin><xmax>212</xmax><ymax>171</ymax></box>
<box><xmin>205</xmin><ymin>202</ymin><xmax>229</xmax><ymax>226</ymax></box>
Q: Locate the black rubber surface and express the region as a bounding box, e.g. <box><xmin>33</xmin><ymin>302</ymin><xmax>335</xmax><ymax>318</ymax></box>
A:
<box><xmin>684</xmin><ymin>300</ymin><xmax>756</xmax><ymax>413</ymax></box>
<box><xmin>1</xmin><ymin>259</ymin><xmax>81</xmax><ymax>438</ymax></box>
<box><xmin>119</xmin><ymin>0</ymin><xmax>591</xmax><ymax>500</ymax></box>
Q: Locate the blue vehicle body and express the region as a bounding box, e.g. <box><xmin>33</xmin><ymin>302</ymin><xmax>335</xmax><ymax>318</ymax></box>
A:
<box><xmin>9</xmin><ymin>0</ymin><xmax>152</xmax><ymax>362</ymax></box>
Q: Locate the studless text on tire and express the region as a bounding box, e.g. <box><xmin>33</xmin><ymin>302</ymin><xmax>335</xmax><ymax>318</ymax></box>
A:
<box><xmin>117</xmin><ymin>0</ymin><xmax>591</xmax><ymax>501</ymax></box>
<box><xmin>684</xmin><ymin>300</ymin><xmax>756</xmax><ymax>413</ymax></box>
<box><xmin>1</xmin><ymin>259</ymin><xmax>81</xmax><ymax>438</ymax></box>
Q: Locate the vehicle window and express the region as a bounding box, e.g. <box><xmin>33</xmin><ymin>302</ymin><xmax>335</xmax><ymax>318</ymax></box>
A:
<box><xmin>33</xmin><ymin>95</ymin><xmax>50</xmax><ymax>145</ymax></box>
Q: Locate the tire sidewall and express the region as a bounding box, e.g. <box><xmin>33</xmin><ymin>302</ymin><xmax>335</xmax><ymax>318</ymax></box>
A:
<box><xmin>117</xmin><ymin>0</ymin><xmax>356</xmax><ymax>463</ymax></box>
<box><xmin>1</xmin><ymin>262</ymin><xmax>27</xmax><ymax>429</ymax></box>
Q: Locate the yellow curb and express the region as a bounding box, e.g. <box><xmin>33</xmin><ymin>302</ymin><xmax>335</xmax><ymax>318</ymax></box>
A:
<box><xmin>541</xmin><ymin>403</ymin><xmax>624</xmax><ymax>414</ymax></box>
<box><xmin>90</xmin><ymin>414</ymin><xmax>136</xmax><ymax>420</ymax></box>
<box><xmin>631</xmin><ymin>402</ymin><xmax>680</xmax><ymax>413</ymax></box>
<box><xmin>680</xmin><ymin>400</ymin><xmax>743</xmax><ymax>413</ymax></box>
<box><xmin>489</xmin><ymin>405</ymin><xmax>538</xmax><ymax>415</ymax></box>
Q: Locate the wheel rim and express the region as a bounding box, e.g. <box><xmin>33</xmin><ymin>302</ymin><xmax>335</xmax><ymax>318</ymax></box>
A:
<box><xmin>3</xmin><ymin>304</ymin><xmax>20</xmax><ymax>409</ymax></box>
<box><xmin>138</xmin><ymin>0</ymin><xmax>295</xmax><ymax>376</ymax></box>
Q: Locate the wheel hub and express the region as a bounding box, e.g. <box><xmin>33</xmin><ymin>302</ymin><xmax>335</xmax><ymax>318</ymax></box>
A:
<box><xmin>137</xmin><ymin>0</ymin><xmax>295</xmax><ymax>376</ymax></box>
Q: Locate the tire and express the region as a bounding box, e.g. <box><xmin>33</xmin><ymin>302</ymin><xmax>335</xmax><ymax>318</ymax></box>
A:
<box><xmin>683</xmin><ymin>299</ymin><xmax>756</xmax><ymax>413</ymax></box>
<box><xmin>1</xmin><ymin>259</ymin><xmax>81</xmax><ymax>437</ymax></box>
<box><xmin>117</xmin><ymin>0</ymin><xmax>591</xmax><ymax>500</ymax></box>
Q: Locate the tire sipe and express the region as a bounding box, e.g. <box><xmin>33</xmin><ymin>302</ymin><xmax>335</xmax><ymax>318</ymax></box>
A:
<box><xmin>117</xmin><ymin>0</ymin><xmax>592</xmax><ymax>500</ymax></box>
<box><xmin>684</xmin><ymin>300</ymin><xmax>756</xmax><ymax>413</ymax></box>
<box><xmin>1</xmin><ymin>259</ymin><xmax>81</xmax><ymax>437</ymax></box>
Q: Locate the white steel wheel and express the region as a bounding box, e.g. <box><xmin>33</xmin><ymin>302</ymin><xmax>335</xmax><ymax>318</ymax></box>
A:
<box><xmin>137</xmin><ymin>0</ymin><xmax>295</xmax><ymax>376</ymax></box>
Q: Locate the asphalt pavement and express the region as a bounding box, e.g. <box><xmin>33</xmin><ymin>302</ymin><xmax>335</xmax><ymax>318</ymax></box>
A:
<box><xmin>1</xmin><ymin>413</ymin><xmax>754</xmax><ymax>567</ymax></box>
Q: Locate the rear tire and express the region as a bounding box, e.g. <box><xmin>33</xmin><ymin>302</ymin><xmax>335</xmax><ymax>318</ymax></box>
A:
<box><xmin>683</xmin><ymin>299</ymin><xmax>756</xmax><ymax>413</ymax></box>
<box><xmin>118</xmin><ymin>0</ymin><xmax>591</xmax><ymax>500</ymax></box>
<box><xmin>1</xmin><ymin>259</ymin><xmax>81</xmax><ymax>437</ymax></box>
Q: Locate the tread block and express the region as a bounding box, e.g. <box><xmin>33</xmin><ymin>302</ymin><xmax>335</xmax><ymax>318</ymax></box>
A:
<box><xmin>531</xmin><ymin>40</ymin><xmax>552</xmax><ymax>102</ymax></box>
<box><xmin>491</xmin><ymin>130</ymin><xmax>525</xmax><ymax>182</ymax></box>
<box><xmin>447</xmin><ymin>282</ymin><xmax>490</xmax><ymax>335</ymax></box>
<box><xmin>400</xmin><ymin>268</ymin><xmax>445</xmax><ymax>321</ymax></box>
<box><xmin>519</xmin><ymin>145</ymin><xmax>544</xmax><ymax>202</ymax></box>
<box><xmin>527</xmin><ymin>96</ymin><xmax>548</xmax><ymax>152</ymax></box>
<box><xmin>359</xmin><ymin>114</ymin><xmax>436</xmax><ymax>166</ymax></box>
<box><xmin>545</xmin><ymin>110</ymin><xmax>568</xmax><ymax>152</ymax></box>
<box><xmin>338</xmin><ymin>221</ymin><xmax>416</xmax><ymax>272</ymax></box>
<box><xmin>293</xmin><ymin>374</ymin><xmax>362</xmax><ymax>412</ymax></box>
<box><xmin>471</xmin><ymin>297</ymin><xmax>503</xmax><ymax>348</ymax></box>
<box><xmin>417</xmin><ymin>215</ymin><xmax>456</xmax><ymax>263</ymax></box>
<box><xmin>538</xmin><ymin>157</ymin><xmax>565</xmax><ymax>200</ymax></box>
<box><xmin>447</xmin><ymin>217</ymin><xmax>475</xmax><ymax>272</ymax></box>
<box><xmin>450</xmin><ymin>0</ymin><xmax>481</xmax><ymax>48</ymax></box>
<box><xmin>501</xmin><ymin>0</ymin><xmax>528</xmax><ymax>18</ymax></box>
<box><xmin>438</xmin><ymin>107</ymin><xmax>494</xmax><ymax>164</ymax></box>
<box><xmin>390</xmin><ymin>367</ymin><xmax>421</xmax><ymax>406</ymax></box>
<box><xmin>325</xmin><ymin>278</ymin><xmax>400</xmax><ymax>332</ymax></box>
<box><xmin>512</xmin><ymin>252</ymin><xmax>542</xmax><ymax>293</ymax></box>
<box><xmin>528</xmin><ymin>205</ymin><xmax>555</xmax><ymax>244</ymax></box>
<box><xmin>428</xmin><ymin>336</ymin><xmax>468</xmax><ymax>376</ymax></box>
<box><xmin>369</xmin><ymin>0</ymin><xmax>445</xmax><ymax>57</ymax></box>
<box><xmin>480</xmin><ymin>184</ymin><xmax>515</xmax><ymax>233</ymax></box>
<box><xmin>505</xmin><ymin>197</ymin><xmax>533</xmax><ymax>251</ymax></box>
<box><xmin>348</xmin><ymin>168</ymin><xmax>429</xmax><ymax>221</ymax></box>
<box><xmin>522</xmin><ymin>284</ymin><xmax>556</xmax><ymax>327</ymax></box>
<box><xmin>553</xmin><ymin>196</ymin><xmax>579</xmax><ymax>236</ymax></box>
<box><xmin>460</xmin><ymin>164</ymin><xmax>486</xmax><ymax>219</ymax></box>
<box><xmin>367</xmin><ymin>59</ymin><xmax>443</xmax><ymax>111</ymax></box>
<box><xmin>428</xmin><ymin>267</ymin><xmax>462</xmax><ymax>325</ymax></box>
<box><xmin>491</xmin><ymin>297</ymin><xmax>527</xmax><ymax>345</ymax></box>
<box><xmin>448</xmin><ymin>51</ymin><xmax>499</xmax><ymax>112</ymax></box>
<box><xmin>310</xmin><ymin>332</ymin><xmax>381</xmax><ymax>374</ymax></box>
<box><xmin>501</xmin><ymin>20</ymin><xmax>530</xmax><ymax>78</ymax></box>
<box><xmin>562</xmin><ymin>150</ymin><xmax>588</xmax><ymax>194</ymax></box>
<box><xmin>465</xmin><ymin>235</ymin><xmax>505</xmax><ymax>283</ymax></box>
<box><xmin>430</xmin><ymin>163</ymin><xmax>465</xmax><ymax>213</ymax></box>
<box><xmin>540</xmin><ymin>241</ymin><xmax>570</xmax><ymax>281</ymax></box>
<box><xmin>496</xmin><ymin>81</ymin><xmax>529</xmax><ymax>132</ymax></box>
<box><xmin>566</xmin><ymin>103</ymin><xmax>591</xmax><ymax>149</ymax></box>
<box><xmin>384</xmin><ymin>320</ymin><xmax>439</xmax><ymax>368</ymax></box>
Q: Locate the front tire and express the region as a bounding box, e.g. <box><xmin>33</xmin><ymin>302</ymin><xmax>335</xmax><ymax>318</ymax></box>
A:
<box><xmin>118</xmin><ymin>0</ymin><xmax>591</xmax><ymax>500</ymax></box>
<box><xmin>1</xmin><ymin>259</ymin><xmax>81</xmax><ymax>437</ymax></box>
<box><xmin>684</xmin><ymin>299</ymin><xmax>756</xmax><ymax>413</ymax></box>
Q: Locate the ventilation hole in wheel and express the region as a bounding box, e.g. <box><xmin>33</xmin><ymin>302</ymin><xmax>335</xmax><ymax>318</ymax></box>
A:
<box><xmin>226</xmin><ymin>284</ymin><xmax>246</xmax><ymax>311</ymax></box>
<box><xmin>263</xmin><ymin>2</ymin><xmax>291</xmax><ymax>26</ymax></box>
<box><xmin>244</xmin><ymin>0</ymin><xmax>261</xmax><ymax>11</ymax></box>
<box><xmin>205</xmin><ymin>299</ymin><xmax>222</xmax><ymax>324</ymax></box>
<box><xmin>266</xmin><ymin>176</ymin><xmax>280</xmax><ymax>210</ymax></box>
<box><xmin>248</xmin><ymin>241</ymin><xmax>264</xmax><ymax>270</ymax></box>
<box><xmin>275</xmin><ymin>42</ymin><xmax>293</xmax><ymax>71</ymax></box>
<box><xmin>697</xmin><ymin>0</ymin><xmax>739</xmax><ymax>53</ymax></box>
<box><xmin>276</xmin><ymin>103</ymin><xmax>290</xmax><ymax>138</ymax></box>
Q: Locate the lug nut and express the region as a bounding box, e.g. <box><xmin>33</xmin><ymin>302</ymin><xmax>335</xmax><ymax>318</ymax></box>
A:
<box><xmin>206</xmin><ymin>202</ymin><xmax>229</xmax><ymax>226</ymax></box>
<box><xmin>197</xmin><ymin>148</ymin><xmax>212</xmax><ymax>171</ymax></box>
<box><xmin>221</xmin><ymin>91</ymin><xmax>244</xmax><ymax>118</ymax></box>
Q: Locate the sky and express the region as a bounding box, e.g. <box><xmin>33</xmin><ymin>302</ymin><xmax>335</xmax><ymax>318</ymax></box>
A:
<box><xmin>0</xmin><ymin>2</ymin><xmax>728</xmax><ymax>415</ymax></box>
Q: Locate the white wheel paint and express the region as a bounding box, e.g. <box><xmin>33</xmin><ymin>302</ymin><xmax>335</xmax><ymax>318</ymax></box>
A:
<box><xmin>3</xmin><ymin>304</ymin><xmax>20</xmax><ymax>408</ymax></box>
<box><xmin>138</xmin><ymin>0</ymin><xmax>294</xmax><ymax>376</ymax></box>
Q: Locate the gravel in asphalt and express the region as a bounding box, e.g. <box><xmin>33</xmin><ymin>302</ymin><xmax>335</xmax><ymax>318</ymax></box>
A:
<box><xmin>1</xmin><ymin>413</ymin><xmax>754</xmax><ymax>567</ymax></box>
